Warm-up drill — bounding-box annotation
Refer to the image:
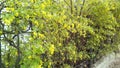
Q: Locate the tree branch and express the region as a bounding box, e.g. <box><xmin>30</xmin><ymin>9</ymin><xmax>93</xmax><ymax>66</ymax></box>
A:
<box><xmin>15</xmin><ymin>33</ymin><xmax>21</xmax><ymax>68</ymax></box>
<box><xmin>64</xmin><ymin>0</ymin><xmax>71</xmax><ymax>8</ymax></box>
<box><xmin>79</xmin><ymin>0</ymin><xmax>85</xmax><ymax>16</ymax></box>
<box><xmin>3</xmin><ymin>34</ymin><xmax>17</xmax><ymax>48</ymax></box>
<box><xmin>70</xmin><ymin>0</ymin><xmax>73</xmax><ymax>14</ymax></box>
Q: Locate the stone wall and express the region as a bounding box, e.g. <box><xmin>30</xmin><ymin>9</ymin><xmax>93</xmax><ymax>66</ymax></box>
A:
<box><xmin>92</xmin><ymin>45</ymin><xmax>120</xmax><ymax>68</ymax></box>
<box><xmin>92</xmin><ymin>52</ymin><xmax>116</xmax><ymax>68</ymax></box>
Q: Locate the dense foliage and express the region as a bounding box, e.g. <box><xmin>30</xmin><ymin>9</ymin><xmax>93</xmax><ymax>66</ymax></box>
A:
<box><xmin>0</xmin><ymin>0</ymin><xmax>120</xmax><ymax>68</ymax></box>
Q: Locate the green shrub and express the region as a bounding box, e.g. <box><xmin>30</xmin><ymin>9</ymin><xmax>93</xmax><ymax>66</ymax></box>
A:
<box><xmin>1</xmin><ymin>0</ymin><xmax>120</xmax><ymax>68</ymax></box>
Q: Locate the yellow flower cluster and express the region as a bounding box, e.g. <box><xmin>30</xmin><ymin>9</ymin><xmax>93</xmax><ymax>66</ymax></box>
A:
<box><xmin>3</xmin><ymin>14</ymin><xmax>15</xmax><ymax>25</ymax></box>
<box><xmin>37</xmin><ymin>61</ymin><xmax>43</xmax><ymax>68</ymax></box>
<box><xmin>41</xmin><ymin>3</ymin><xmax>46</xmax><ymax>9</ymax></box>
<box><xmin>6</xmin><ymin>7</ymin><xmax>15</xmax><ymax>11</ymax></box>
<box><xmin>63</xmin><ymin>15</ymin><xmax>67</xmax><ymax>19</ymax></box>
<box><xmin>47</xmin><ymin>13</ymin><xmax>52</xmax><ymax>20</ymax></box>
<box><xmin>49</xmin><ymin>44</ymin><xmax>55</xmax><ymax>55</ymax></box>
<box><xmin>28</xmin><ymin>55</ymin><xmax>32</xmax><ymax>59</ymax></box>
<box><xmin>37</xmin><ymin>64</ymin><xmax>42</xmax><ymax>68</ymax></box>
<box><xmin>71</xmin><ymin>23</ymin><xmax>74</xmax><ymax>28</ymax></box>
<box><xmin>26</xmin><ymin>15</ymin><xmax>30</xmax><ymax>20</ymax></box>
<box><xmin>4</xmin><ymin>19</ymin><xmax>13</xmax><ymax>25</ymax></box>
<box><xmin>41</xmin><ymin>11</ymin><xmax>46</xmax><ymax>16</ymax></box>
<box><xmin>14</xmin><ymin>12</ymin><xmax>19</xmax><ymax>17</ymax></box>
<box><xmin>33</xmin><ymin>32</ymin><xmax>45</xmax><ymax>39</ymax></box>
<box><xmin>34</xmin><ymin>20</ymin><xmax>39</xmax><ymax>26</ymax></box>
<box><xmin>30</xmin><ymin>0</ymin><xmax>36</xmax><ymax>3</ymax></box>
<box><xmin>33</xmin><ymin>32</ymin><xmax>37</xmax><ymax>38</ymax></box>
<box><xmin>38</xmin><ymin>33</ymin><xmax>45</xmax><ymax>38</ymax></box>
